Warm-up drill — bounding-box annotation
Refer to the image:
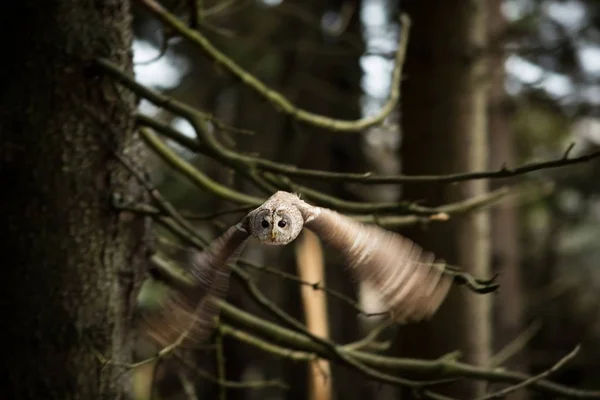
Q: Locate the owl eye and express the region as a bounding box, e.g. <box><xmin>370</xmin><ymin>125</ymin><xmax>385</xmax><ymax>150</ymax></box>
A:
<box><xmin>261</xmin><ymin>220</ymin><xmax>270</xmax><ymax>228</ymax></box>
<box><xmin>278</xmin><ymin>220</ymin><xmax>287</xmax><ymax>228</ymax></box>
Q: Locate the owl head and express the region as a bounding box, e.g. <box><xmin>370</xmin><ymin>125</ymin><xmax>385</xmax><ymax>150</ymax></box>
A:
<box><xmin>247</xmin><ymin>193</ymin><xmax>304</xmax><ymax>245</ymax></box>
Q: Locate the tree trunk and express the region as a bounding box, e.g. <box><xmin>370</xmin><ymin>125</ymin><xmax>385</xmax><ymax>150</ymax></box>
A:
<box><xmin>398</xmin><ymin>1</ymin><xmax>491</xmax><ymax>398</ymax></box>
<box><xmin>488</xmin><ymin>1</ymin><xmax>528</xmax><ymax>398</ymax></box>
<box><xmin>0</xmin><ymin>1</ymin><xmax>149</xmax><ymax>398</ymax></box>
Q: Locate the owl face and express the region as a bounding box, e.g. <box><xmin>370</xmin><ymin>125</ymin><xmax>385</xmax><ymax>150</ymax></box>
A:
<box><xmin>249</xmin><ymin>204</ymin><xmax>303</xmax><ymax>245</ymax></box>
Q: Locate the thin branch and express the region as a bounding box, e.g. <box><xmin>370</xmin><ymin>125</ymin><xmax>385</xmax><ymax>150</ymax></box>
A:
<box><xmin>217</xmin><ymin>302</ymin><xmax>600</xmax><ymax>398</ymax></box>
<box><xmin>177</xmin><ymin>353</ymin><xmax>289</xmax><ymax>390</ymax></box>
<box><xmin>355</xmin><ymin>184</ymin><xmax>530</xmax><ymax>228</ymax></box>
<box><xmin>116</xmin><ymin>199</ymin><xmax>253</xmax><ymax>221</ymax></box>
<box><xmin>139</xmin><ymin>111</ymin><xmax>600</xmax><ymax>185</ymax></box>
<box><xmin>138</xmin><ymin>114</ymin><xmax>450</xmax><ymax>215</ymax></box>
<box><xmin>477</xmin><ymin>345</ymin><xmax>582</xmax><ymax>400</ymax></box>
<box><xmin>136</xmin><ymin>115</ymin><xmax>275</xmax><ymax>194</ymax></box>
<box><xmin>151</xmin><ymin>253</ymin><xmax>455</xmax><ymax>393</ymax></box>
<box><xmin>239</xmin><ymin>259</ymin><xmax>384</xmax><ymax>318</ymax></box>
<box><xmin>95</xmin><ymin>63</ymin><xmax>599</xmax><ymax>221</ymax></box>
<box><xmin>219</xmin><ymin>323</ymin><xmax>315</xmax><ymax>362</ymax></box>
<box><xmin>148</xmin><ymin>252</ymin><xmax>599</xmax><ymax>398</ymax></box>
<box><xmin>343</xmin><ymin>320</ymin><xmax>395</xmax><ymax>351</ymax></box>
<box><xmin>115</xmin><ymin>153</ymin><xmax>562</xmax><ymax>396</ymax></box>
<box><xmin>99</xmin><ymin>61</ymin><xmax>600</xmax><ymax>187</ymax></box>
<box><xmin>140</xmin><ymin>127</ymin><xmax>263</xmax><ymax>206</ymax></box>
<box><xmin>92</xmin><ymin>329</ymin><xmax>187</xmax><ymax>370</ymax></box>
<box><xmin>490</xmin><ymin>320</ymin><xmax>542</xmax><ymax>367</ymax></box>
<box><xmin>141</xmin><ymin>120</ymin><xmax>521</xmax><ymax>220</ymax></box>
<box><xmin>135</xmin><ymin>183</ymin><xmax>503</xmax><ymax>330</ymax></box>
<box><xmin>139</xmin><ymin>179</ymin><xmax>505</xmax><ymax>300</ymax></box>
<box><xmin>230</xmin><ymin>263</ymin><xmax>456</xmax><ymax>391</ymax></box>
<box><xmin>135</xmin><ymin>0</ymin><xmax>408</xmax><ymax>133</ymax></box>
<box><xmin>253</xmin><ymin>146</ymin><xmax>600</xmax><ymax>185</ymax></box>
<box><xmin>264</xmin><ymin>173</ymin><xmax>450</xmax><ymax>215</ymax></box>
<box><xmin>138</xmin><ymin>120</ymin><xmax>276</xmax><ymax>195</ymax></box>
<box><xmin>135</xmin><ymin>113</ymin><xmax>548</xmax><ymax>222</ymax></box>
<box><xmin>135</xmin><ymin>113</ymin><xmax>524</xmax><ymax>225</ymax></box>
<box><xmin>89</xmin><ymin>44</ymin><xmax>583</xmax><ymax>397</ymax></box>
<box><xmin>152</xmin><ymin>223</ymin><xmax>496</xmax><ymax>321</ymax></box>
<box><xmin>203</xmin><ymin>0</ymin><xmax>239</xmax><ymax>18</ymax></box>
<box><xmin>177</xmin><ymin>368</ymin><xmax>199</xmax><ymax>400</ymax></box>
<box><xmin>101</xmin><ymin>60</ymin><xmax>254</xmax><ymax>141</ymax></box>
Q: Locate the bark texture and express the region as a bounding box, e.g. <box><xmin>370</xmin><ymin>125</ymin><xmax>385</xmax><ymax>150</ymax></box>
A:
<box><xmin>398</xmin><ymin>1</ymin><xmax>491</xmax><ymax>398</ymax></box>
<box><xmin>0</xmin><ymin>1</ymin><xmax>149</xmax><ymax>398</ymax></box>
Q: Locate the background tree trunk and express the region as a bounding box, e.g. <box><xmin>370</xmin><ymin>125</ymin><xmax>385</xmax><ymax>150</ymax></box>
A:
<box><xmin>488</xmin><ymin>1</ymin><xmax>529</xmax><ymax>398</ymax></box>
<box><xmin>0</xmin><ymin>1</ymin><xmax>149</xmax><ymax>398</ymax></box>
<box><xmin>397</xmin><ymin>1</ymin><xmax>491</xmax><ymax>397</ymax></box>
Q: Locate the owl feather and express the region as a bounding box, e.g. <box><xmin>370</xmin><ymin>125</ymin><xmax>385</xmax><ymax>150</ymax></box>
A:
<box><xmin>143</xmin><ymin>222</ymin><xmax>249</xmax><ymax>348</ymax></box>
<box><xmin>143</xmin><ymin>191</ymin><xmax>452</xmax><ymax>348</ymax></box>
<box><xmin>302</xmin><ymin>206</ymin><xmax>452</xmax><ymax>322</ymax></box>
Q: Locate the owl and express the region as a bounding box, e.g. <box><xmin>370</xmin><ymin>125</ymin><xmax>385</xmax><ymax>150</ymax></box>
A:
<box><xmin>144</xmin><ymin>191</ymin><xmax>452</xmax><ymax>347</ymax></box>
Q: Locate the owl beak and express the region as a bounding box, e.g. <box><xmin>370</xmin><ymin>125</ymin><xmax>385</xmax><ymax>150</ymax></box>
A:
<box><xmin>271</xmin><ymin>228</ymin><xmax>277</xmax><ymax>241</ymax></box>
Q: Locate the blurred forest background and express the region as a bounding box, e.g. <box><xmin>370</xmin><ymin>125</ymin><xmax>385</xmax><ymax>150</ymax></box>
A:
<box><xmin>129</xmin><ymin>0</ymin><xmax>600</xmax><ymax>398</ymax></box>
<box><xmin>3</xmin><ymin>0</ymin><xmax>600</xmax><ymax>399</ymax></box>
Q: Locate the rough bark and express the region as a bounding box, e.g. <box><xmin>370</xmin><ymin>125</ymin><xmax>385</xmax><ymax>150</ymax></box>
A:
<box><xmin>397</xmin><ymin>0</ymin><xmax>491</xmax><ymax>398</ymax></box>
<box><xmin>0</xmin><ymin>1</ymin><xmax>149</xmax><ymax>398</ymax></box>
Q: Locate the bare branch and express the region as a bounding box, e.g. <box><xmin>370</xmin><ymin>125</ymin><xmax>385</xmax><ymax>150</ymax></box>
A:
<box><xmin>490</xmin><ymin>320</ymin><xmax>542</xmax><ymax>367</ymax></box>
<box><xmin>137</xmin><ymin>112</ymin><xmax>600</xmax><ymax>186</ymax></box>
<box><xmin>135</xmin><ymin>0</ymin><xmax>409</xmax><ymax>132</ymax></box>
<box><xmin>477</xmin><ymin>345</ymin><xmax>582</xmax><ymax>400</ymax></box>
<box><xmin>218</xmin><ymin>302</ymin><xmax>600</xmax><ymax>399</ymax></box>
<box><xmin>140</xmin><ymin>128</ymin><xmax>264</xmax><ymax>206</ymax></box>
<box><xmin>139</xmin><ymin>123</ymin><xmax>523</xmax><ymax>219</ymax></box>
<box><xmin>219</xmin><ymin>323</ymin><xmax>315</xmax><ymax>362</ymax></box>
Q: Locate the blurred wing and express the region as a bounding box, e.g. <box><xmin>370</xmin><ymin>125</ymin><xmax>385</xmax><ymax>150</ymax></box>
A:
<box><xmin>305</xmin><ymin>208</ymin><xmax>452</xmax><ymax>322</ymax></box>
<box><xmin>143</xmin><ymin>223</ymin><xmax>249</xmax><ymax>348</ymax></box>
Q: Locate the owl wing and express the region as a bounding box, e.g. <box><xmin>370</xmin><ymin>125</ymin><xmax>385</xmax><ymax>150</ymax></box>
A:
<box><xmin>303</xmin><ymin>206</ymin><xmax>452</xmax><ymax>323</ymax></box>
<box><xmin>144</xmin><ymin>222</ymin><xmax>250</xmax><ymax>348</ymax></box>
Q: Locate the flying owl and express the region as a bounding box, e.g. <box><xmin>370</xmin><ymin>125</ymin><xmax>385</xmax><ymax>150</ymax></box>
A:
<box><xmin>144</xmin><ymin>191</ymin><xmax>453</xmax><ymax>347</ymax></box>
